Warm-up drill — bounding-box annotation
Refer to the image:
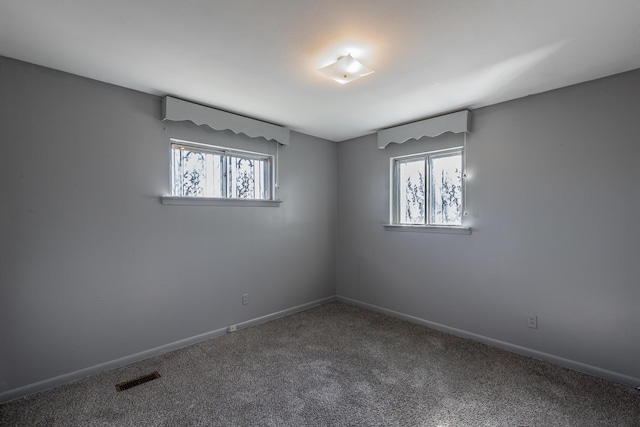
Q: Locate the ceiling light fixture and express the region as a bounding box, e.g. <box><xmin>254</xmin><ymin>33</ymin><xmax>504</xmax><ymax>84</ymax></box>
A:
<box><xmin>318</xmin><ymin>54</ymin><xmax>374</xmax><ymax>85</ymax></box>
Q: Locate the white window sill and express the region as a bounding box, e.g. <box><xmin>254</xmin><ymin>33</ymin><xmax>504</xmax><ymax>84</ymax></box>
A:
<box><xmin>161</xmin><ymin>196</ymin><xmax>282</xmax><ymax>207</ymax></box>
<box><xmin>383</xmin><ymin>224</ymin><xmax>472</xmax><ymax>235</ymax></box>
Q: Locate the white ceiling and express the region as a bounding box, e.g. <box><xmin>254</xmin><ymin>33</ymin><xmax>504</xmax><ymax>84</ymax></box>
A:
<box><xmin>1</xmin><ymin>1</ymin><xmax>639</xmax><ymax>142</ymax></box>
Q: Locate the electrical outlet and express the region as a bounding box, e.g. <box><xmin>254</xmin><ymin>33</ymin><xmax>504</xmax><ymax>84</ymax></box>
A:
<box><xmin>527</xmin><ymin>315</ymin><xmax>538</xmax><ymax>329</ymax></box>
<box><xmin>227</xmin><ymin>325</ymin><xmax>237</xmax><ymax>333</ymax></box>
<box><xmin>242</xmin><ymin>293</ymin><xmax>249</xmax><ymax>305</ymax></box>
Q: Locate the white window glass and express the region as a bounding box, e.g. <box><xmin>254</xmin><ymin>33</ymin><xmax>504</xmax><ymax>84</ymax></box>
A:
<box><xmin>172</xmin><ymin>148</ymin><xmax>223</xmax><ymax>197</ymax></box>
<box><xmin>397</xmin><ymin>158</ymin><xmax>426</xmax><ymax>224</ymax></box>
<box><xmin>392</xmin><ymin>148</ymin><xmax>463</xmax><ymax>226</ymax></box>
<box><xmin>227</xmin><ymin>155</ymin><xmax>270</xmax><ymax>200</ymax></box>
<box><xmin>430</xmin><ymin>153</ymin><xmax>463</xmax><ymax>225</ymax></box>
<box><xmin>171</xmin><ymin>141</ymin><xmax>272</xmax><ymax>200</ymax></box>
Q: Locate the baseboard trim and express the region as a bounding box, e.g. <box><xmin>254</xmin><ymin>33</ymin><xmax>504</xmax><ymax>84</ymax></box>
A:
<box><xmin>337</xmin><ymin>296</ymin><xmax>640</xmax><ymax>388</ymax></box>
<box><xmin>0</xmin><ymin>295</ymin><xmax>336</xmax><ymax>404</ymax></box>
<box><xmin>234</xmin><ymin>296</ymin><xmax>336</xmax><ymax>332</ymax></box>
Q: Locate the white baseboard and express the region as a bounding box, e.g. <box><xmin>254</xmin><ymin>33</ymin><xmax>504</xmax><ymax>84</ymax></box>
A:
<box><xmin>0</xmin><ymin>326</ymin><xmax>228</xmax><ymax>404</ymax></box>
<box><xmin>233</xmin><ymin>296</ymin><xmax>336</xmax><ymax>331</ymax></box>
<box><xmin>4</xmin><ymin>294</ymin><xmax>635</xmax><ymax>404</ymax></box>
<box><xmin>0</xmin><ymin>295</ymin><xmax>336</xmax><ymax>404</ymax></box>
<box><xmin>337</xmin><ymin>295</ymin><xmax>640</xmax><ymax>388</ymax></box>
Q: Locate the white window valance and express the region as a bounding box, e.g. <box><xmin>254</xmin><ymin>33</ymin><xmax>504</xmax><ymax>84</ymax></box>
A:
<box><xmin>377</xmin><ymin>110</ymin><xmax>470</xmax><ymax>149</ymax></box>
<box><xmin>162</xmin><ymin>96</ymin><xmax>290</xmax><ymax>146</ymax></box>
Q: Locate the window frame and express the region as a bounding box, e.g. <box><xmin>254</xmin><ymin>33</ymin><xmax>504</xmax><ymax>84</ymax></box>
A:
<box><xmin>161</xmin><ymin>139</ymin><xmax>281</xmax><ymax>207</ymax></box>
<box><xmin>388</xmin><ymin>146</ymin><xmax>470</xmax><ymax>233</ymax></box>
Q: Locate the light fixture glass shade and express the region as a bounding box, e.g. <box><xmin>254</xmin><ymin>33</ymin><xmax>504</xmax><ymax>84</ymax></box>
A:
<box><xmin>318</xmin><ymin>54</ymin><xmax>374</xmax><ymax>84</ymax></box>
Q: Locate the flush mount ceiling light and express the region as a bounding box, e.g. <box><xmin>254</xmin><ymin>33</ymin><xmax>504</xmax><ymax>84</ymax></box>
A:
<box><xmin>318</xmin><ymin>54</ymin><xmax>374</xmax><ymax>84</ymax></box>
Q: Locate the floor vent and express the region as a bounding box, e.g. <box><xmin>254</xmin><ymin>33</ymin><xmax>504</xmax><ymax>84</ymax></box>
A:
<box><xmin>115</xmin><ymin>371</ymin><xmax>161</xmax><ymax>392</ymax></box>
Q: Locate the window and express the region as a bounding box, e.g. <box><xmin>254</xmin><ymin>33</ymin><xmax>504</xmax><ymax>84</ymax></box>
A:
<box><xmin>391</xmin><ymin>148</ymin><xmax>463</xmax><ymax>226</ymax></box>
<box><xmin>171</xmin><ymin>140</ymin><xmax>273</xmax><ymax>200</ymax></box>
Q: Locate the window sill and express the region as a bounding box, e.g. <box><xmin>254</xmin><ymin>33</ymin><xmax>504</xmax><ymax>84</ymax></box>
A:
<box><xmin>383</xmin><ymin>224</ymin><xmax>472</xmax><ymax>235</ymax></box>
<box><xmin>161</xmin><ymin>196</ymin><xmax>283</xmax><ymax>207</ymax></box>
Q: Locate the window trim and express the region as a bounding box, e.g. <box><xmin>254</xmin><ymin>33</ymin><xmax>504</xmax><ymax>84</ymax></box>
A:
<box><xmin>160</xmin><ymin>196</ymin><xmax>282</xmax><ymax>207</ymax></box>
<box><xmin>388</xmin><ymin>146</ymin><xmax>470</xmax><ymax>233</ymax></box>
<box><xmin>383</xmin><ymin>224</ymin><xmax>471</xmax><ymax>234</ymax></box>
<box><xmin>166</xmin><ymin>139</ymin><xmax>280</xmax><ymax>206</ymax></box>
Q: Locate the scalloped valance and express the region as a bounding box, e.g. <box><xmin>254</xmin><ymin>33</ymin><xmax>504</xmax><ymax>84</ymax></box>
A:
<box><xmin>377</xmin><ymin>110</ymin><xmax>470</xmax><ymax>149</ymax></box>
<box><xmin>162</xmin><ymin>96</ymin><xmax>290</xmax><ymax>146</ymax></box>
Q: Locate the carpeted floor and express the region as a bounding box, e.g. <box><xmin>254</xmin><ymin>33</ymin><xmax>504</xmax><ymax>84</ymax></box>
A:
<box><xmin>1</xmin><ymin>302</ymin><xmax>639</xmax><ymax>426</ymax></box>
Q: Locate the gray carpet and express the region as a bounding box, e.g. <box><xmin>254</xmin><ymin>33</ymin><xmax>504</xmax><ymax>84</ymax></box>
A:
<box><xmin>1</xmin><ymin>302</ymin><xmax>639</xmax><ymax>426</ymax></box>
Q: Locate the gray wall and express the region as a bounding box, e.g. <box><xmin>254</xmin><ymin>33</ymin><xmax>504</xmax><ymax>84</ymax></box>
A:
<box><xmin>0</xmin><ymin>57</ymin><xmax>337</xmax><ymax>399</ymax></box>
<box><xmin>2</xmin><ymin>54</ymin><xmax>639</xmax><ymax>401</ymax></box>
<box><xmin>337</xmin><ymin>69</ymin><xmax>640</xmax><ymax>384</ymax></box>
